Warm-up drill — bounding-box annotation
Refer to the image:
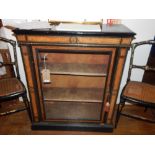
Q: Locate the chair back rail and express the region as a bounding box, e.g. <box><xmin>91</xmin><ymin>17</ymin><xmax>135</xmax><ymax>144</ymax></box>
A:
<box><xmin>127</xmin><ymin>40</ymin><xmax>155</xmax><ymax>81</ymax></box>
<box><xmin>0</xmin><ymin>37</ymin><xmax>20</xmax><ymax>79</ymax></box>
<box><xmin>0</xmin><ymin>49</ymin><xmax>15</xmax><ymax>78</ymax></box>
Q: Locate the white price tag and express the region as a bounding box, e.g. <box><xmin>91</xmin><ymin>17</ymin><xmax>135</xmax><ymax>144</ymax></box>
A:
<box><xmin>41</xmin><ymin>69</ymin><xmax>51</xmax><ymax>83</ymax></box>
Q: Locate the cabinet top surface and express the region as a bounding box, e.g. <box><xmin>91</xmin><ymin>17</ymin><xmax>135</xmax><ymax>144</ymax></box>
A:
<box><xmin>13</xmin><ymin>23</ymin><xmax>136</xmax><ymax>37</ymax></box>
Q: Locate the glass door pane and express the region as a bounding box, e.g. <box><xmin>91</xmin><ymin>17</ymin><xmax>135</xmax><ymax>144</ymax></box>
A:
<box><xmin>37</xmin><ymin>49</ymin><xmax>111</xmax><ymax>121</ymax></box>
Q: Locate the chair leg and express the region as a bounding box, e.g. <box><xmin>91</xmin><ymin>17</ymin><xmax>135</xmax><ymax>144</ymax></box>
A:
<box><xmin>115</xmin><ymin>98</ymin><xmax>125</xmax><ymax>128</ymax></box>
<box><xmin>115</xmin><ymin>103</ymin><xmax>121</xmax><ymax>128</ymax></box>
<box><xmin>0</xmin><ymin>107</ymin><xmax>26</xmax><ymax>116</ymax></box>
<box><xmin>0</xmin><ymin>99</ymin><xmax>27</xmax><ymax>116</ymax></box>
<box><xmin>22</xmin><ymin>94</ymin><xmax>32</xmax><ymax>122</ymax></box>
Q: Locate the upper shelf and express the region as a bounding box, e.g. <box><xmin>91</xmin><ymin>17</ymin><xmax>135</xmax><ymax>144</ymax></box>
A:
<box><xmin>39</xmin><ymin>63</ymin><xmax>107</xmax><ymax>77</ymax></box>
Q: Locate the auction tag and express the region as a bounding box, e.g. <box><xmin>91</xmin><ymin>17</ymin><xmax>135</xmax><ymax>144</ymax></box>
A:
<box><xmin>41</xmin><ymin>69</ymin><xmax>51</xmax><ymax>83</ymax></box>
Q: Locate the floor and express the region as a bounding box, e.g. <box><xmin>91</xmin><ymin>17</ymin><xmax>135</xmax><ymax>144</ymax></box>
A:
<box><xmin>0</xmin><ymin>105</ymin><xmax>155</xmax><ymax>135</ymax></box>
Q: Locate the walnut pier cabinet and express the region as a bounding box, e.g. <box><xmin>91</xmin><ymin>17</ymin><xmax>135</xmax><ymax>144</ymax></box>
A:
<box><xmin>13</xmin><ymin>24</ymin><xmax>135</xmax><ymax>132</ymax></box>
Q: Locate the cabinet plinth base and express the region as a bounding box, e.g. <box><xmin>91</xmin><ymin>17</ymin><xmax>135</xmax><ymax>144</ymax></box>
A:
<box><xmin>31</xmin><ymin>122</ymin><xmax>113</xmax><ymax>132</ymax></box>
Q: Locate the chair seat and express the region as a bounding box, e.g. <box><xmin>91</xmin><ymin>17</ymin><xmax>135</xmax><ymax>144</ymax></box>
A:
<box><xmin>122</xmin><ymin>81</ymin><xmax>155</xmax><ymax>104</ymax></box>
<box><xmin>0</xmin><ymin>78</ymin><xmax>25</xmax><ymax>99</ymax></box>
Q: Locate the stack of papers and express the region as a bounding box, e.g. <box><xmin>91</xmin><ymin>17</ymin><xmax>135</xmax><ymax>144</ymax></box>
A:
<box><xmin>4</xmin><ymin>21</ymin><xmax>101</xmax><ymax>32</ymax></box>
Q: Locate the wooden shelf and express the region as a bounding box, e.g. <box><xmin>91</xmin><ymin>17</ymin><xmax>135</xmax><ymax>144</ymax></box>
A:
<box><xmin>40</xmin><ymin>63</ymin><xmax>107</xmax><ymax>76</ymax></box>
<box><xmin>45</xmin><ymin>101</ymin><xmax>101</xmax><ymax>120</ymax></box>
<box><xmin>43</xmin><ymin>87</ymin><xmax>104</xmax><ymax>103</ymax></box>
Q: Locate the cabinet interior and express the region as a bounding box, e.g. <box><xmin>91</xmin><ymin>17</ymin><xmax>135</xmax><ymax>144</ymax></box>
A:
<box><xmin>37</xmin><ymin>50</ymin><xmax>111</xmax><ymax>121</ymax></box>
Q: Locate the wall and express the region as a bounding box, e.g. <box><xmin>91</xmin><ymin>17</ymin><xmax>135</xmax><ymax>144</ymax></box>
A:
<box><xmin>118</xmin><ymin>19</ymin><xmax>155</xmax><ymax>102</ymax></box>
<box><xmin>1</xmin><ymin>19</ymin><xmax>155</xmax><ymax>103</ymax></box>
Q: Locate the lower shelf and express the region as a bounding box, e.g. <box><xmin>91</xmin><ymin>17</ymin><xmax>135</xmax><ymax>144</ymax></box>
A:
<box><xmin>44</xmin><ymin>101</ymin><xmax>102</xmax><ymax>120</ymax></box>
<box><xmin>43</xmin><ymin>87</ymin><xmax>104</xmax><ymax>121</ymax></box>
<box><xmin>43</xmin><ymin>87</ymin><xmax>104</xmax><ymax>103</ymax></box>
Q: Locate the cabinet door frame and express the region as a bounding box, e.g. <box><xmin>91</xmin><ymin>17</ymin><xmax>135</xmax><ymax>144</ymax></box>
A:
<box><xmin>31</xmin><ymin>46</ymin><xmax>116</xmax><ymax>123</ymax></box>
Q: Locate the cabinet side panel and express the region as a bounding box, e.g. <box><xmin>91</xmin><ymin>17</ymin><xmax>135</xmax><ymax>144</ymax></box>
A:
<box><xmin>107</xmin><ymin>48</ymin><xmax>128</xmax><ymax>124</ymax></box>
<box><xmin>20</xmin><ymin>46</ymin><xmax>39</xmax><ymax>121</ymax></box>
<box><xmin>32</xmin><ymin>46</ymin><xmax>45</xmax><ymax>120</ymax></box>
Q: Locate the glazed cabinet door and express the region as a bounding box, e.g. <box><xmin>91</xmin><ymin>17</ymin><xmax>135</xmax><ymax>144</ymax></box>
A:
<box><xmin>32</xmin><ymin>46</ymin><xmax>116</xmax><ymax>123</ymax></box>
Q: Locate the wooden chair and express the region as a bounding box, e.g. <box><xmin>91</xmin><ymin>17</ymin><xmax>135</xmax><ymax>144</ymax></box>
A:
<box><xmin>0</xmin><ymin>37</ymin><xmax>31</xmax><ymax>119</ymax></box>
<box><xmin>115</xmin><ymin>40</ymin><xmax>155</xmax><ymax>127</ymax></box>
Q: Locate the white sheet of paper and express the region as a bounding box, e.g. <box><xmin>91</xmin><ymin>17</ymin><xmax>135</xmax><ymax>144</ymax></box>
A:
<box><xmin>56</xmin><ymin>23</ymin><xmax>101</xmax><ymax>32</ymax></box>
